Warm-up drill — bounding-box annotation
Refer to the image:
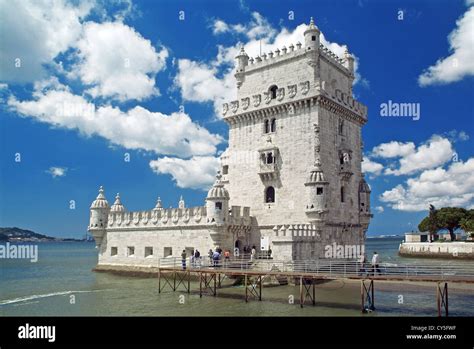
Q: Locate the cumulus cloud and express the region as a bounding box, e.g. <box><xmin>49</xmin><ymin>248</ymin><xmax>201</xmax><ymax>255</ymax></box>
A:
<box><xmin>418</xmin><ymin>5</ymin><xmax>474</xmax><ymax>86</ymax></box>
<box><xmin>362</xmin><ymin>156</ymin><xmax>384</xmax><ymax>176</ymax></box>
<box><xmin>7</xmin><ymin>83</ymin><xmax>222</xmax><ymax>157</ymax></box>
<box><xmin>383</xmin><ymin>136</ymin><xmax>453</xmax><ymax>176</ymax></box>
<box><xmin>371</xmin><ymin>141</ymin><xmax>416</xmax><ymax>158</ymax></box>
<box><xmin>374</xmin><ymin>206</ymin><xmax>384</xmax><ymax>213</ymax></box>
<box><xmin>0</xmin><ymin>0</ymin><xmax>93</xmax><ymax>83</ymax></box>
<box><xmin>46</xmin><ymin>166</ymin><xmax>67</xmax><ymax>178</ymax></box>
<box><xmin>380</xmin><ymin>158</ymin><xmax>474</xmax><ymax>211</ymax></box>
<box><xmin>70</xmin><ymin>21</ymin><xmax>168</xmax><ymax>101</ymax></box>
<box><xmin>149</xmin><ymin>156</ymin><xmax>220</xmax><ymax>190</ymax></box>
<box><xmin>175</xmin><ymin>14</ymin><xmax>366</xmax><ymax>115</ymax></box>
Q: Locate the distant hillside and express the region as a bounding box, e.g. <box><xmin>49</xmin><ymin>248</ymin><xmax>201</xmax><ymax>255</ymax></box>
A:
<box><xmin>0</xmin><ymin>227</ymin><xmax>88</xmax><ymax>242</ymax></box>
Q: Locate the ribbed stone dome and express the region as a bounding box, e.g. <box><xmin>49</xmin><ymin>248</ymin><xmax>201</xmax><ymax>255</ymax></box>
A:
<box><xmin>306</xmin><ymin>159</ymin><xmax>328</xmax><ymax>184</ymax></box>
<box><xmin>110</xmin><ymin>193</ymin><xmax>125</xmax><ymax>212</ymax></box>
<box><xmin>91</xmin><ymin>186</ymin><xmax>109</xmax><ymax>209</ymax></box>
<box><xmin>359</xmin><ymin>176</ymin><xmax>371</xmax><ymax>193</ymax></box>
<box><xmin>207</xmin><ymin>172</ymin><xmax>230</xmax><ymax>200</ymax></box>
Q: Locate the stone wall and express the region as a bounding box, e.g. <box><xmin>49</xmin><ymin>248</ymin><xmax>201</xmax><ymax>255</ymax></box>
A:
<box><xmin>399</xmin><ymin>242</ymin><xmax>474</xmax><ymax>260</ymax></box>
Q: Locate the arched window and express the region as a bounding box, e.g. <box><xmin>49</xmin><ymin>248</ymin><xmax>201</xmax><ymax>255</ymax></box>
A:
<box><xmin>264</xmin><ymin>119</ymin><xmax>270</xmax><ymax>133</ymax></box>
<box><xmin>269</xmin><ymin>85</ymin><xmax>278</xmax><ymax>99</ymax></box>
<box><xmin>265</xmin><ymin>186</ymin><xmax>275</xmax><ymax>203</ymax></box>
<box><xmin>340</xmin><ymin>186</ymin><xmax>345</xmax><ymax>203</ymax></box>
<box><xmin>270</xmin><ymin>118</ymin><xmax>276</xmax><ymax>132</ymax></box>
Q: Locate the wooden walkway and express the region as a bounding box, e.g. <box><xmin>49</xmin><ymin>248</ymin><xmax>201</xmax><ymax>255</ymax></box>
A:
<box><xmin>157</xmin><ymin>258</ymin><xmax>474</xmax><ymax>316</ymax></box>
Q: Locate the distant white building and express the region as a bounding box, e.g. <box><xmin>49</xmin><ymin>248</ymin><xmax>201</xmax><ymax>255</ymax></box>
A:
<box><xmin>88</xmin><ymin>18</ymin><xmax>372</xmax><ymax>270</ymax></box>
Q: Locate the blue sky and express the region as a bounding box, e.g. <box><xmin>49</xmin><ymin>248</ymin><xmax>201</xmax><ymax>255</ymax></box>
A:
<box><xmin>0</xmin><ymin>0</ymin><xmax>473</xmax><ymax>238</ymax></box>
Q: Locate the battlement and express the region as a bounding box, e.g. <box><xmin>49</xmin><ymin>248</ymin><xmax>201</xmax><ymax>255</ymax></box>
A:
<box><xmin>106</xmin><ymin>205</ymin><xmax>252</xmax><ymax>229</ymax></box>
<box><xmin>245</xmin><ymin>41</ymin><xmax>305</xmax><ymax>72</ymax></box>
<box><xmin>271</xmin><ymin>224</ymin><xmax>324</xmax><ymax>241</ymax></box>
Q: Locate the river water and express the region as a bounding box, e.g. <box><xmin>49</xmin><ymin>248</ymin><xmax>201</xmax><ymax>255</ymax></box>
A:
<box><xmin>1</xmin><ymin>238</ymin><xmax>473</xmax><ymax>316</ymax></box>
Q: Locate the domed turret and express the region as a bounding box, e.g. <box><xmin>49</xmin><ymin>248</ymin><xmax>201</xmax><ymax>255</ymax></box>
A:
<box><xmin>359</xmin><ymin>174</ymin><xmax>373</xmax><ymax>231</ymax></box>
<box><xmin>304</xmin><ymin>17</ymin><xmax>320</xmax><ymax>51</ymax></box>
<box><xmin>110</xmin><ymin>193</ymin><xmax>126</xmax><ymax>212</ymax></box>
<box><xmin>343</xmin><ymin>47</ymin><xmax>355</xmax><ymax>76</ymax></box>
<box><xmin>305</xmin><ymin>159</ymin><xmax>329</xmax><ymax>222</ymax></box>
<box><xmin>178</xmin><ymin>195</ymin><xmax>185</xmax><ymax>209</ymax></box>
<box><xmin>88</xmin><ymin>186</ymin><xmax>110</xmax><ymax>247</ymax></box>
<box><xmin>153</xmin><ymin>196</ymin><xmax>163</xmax><ymax>210</ymax></box>
<box><xmin>235</xmin><ymin>46</ymin><xmax>249</xmax><ymax>88</ymax></box>
<box><xmin>206</xmin><ymin>172</ymin><xmax>230</xmax><ymax>225</ymax></box>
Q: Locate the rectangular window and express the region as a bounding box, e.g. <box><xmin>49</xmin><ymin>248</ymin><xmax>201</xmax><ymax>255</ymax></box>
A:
<box><xmin>127</xmin><ymin>246</ymin><xmax>135</xmax><ymax>256</ymax></box>
<box><xmin>312</xmin><ymin>36</ymin><xmax>316</xmax><ymax>41</ymax></box>
<box><xmin>317</xmin><ymin>187</ymin><xmax>323</xmax><ymax>195</ymax></box>
<box><xmin>164</xmin><ymin>247</ymin><xmax>172</xmax><ymax>257</ymax></box>
<box><xmin>111</xmin><ymin>247</ymin><xmax>118</xmax><ymax>256</ymax></box>
<box><xmin>145</xmin><ymin>246</ymin><xmax>153</xmax><ymax>258</ymax></box>
<box><xmin>215</xmin><ymin>202</ymin><xmax>222</xmax><ymax>210</ymax></box>
<box><xmin>222</xmin><ymin>165</ymin><xmax>229</xmax><ymax>175</ymax></box>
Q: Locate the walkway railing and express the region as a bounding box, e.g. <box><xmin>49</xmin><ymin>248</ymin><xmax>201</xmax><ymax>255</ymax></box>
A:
<box><xmin>158</xmin><ymin>257</ymin><xmax>474</xmax><ymax>281</ymax></box>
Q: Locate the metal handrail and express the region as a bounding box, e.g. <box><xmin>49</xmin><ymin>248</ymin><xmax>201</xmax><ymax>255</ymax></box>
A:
<box><xmin>157</xmin><ymin>257</ymin><xmax>474</xmax><ymax>280</ymax></box>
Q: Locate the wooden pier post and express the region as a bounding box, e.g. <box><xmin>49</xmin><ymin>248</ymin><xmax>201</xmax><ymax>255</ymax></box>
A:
<box><xmin>437</xmin><ymin>282</ymin><xmax>449</xmax><ymax>317</ymax></box>
<box><xmin>245</xmin><ymin>274</ymin><xmax>248</xmax><ymax>302</ymax></box>
<box><xmin>158</xmin><ymin>268</ymin><xmax>161</xmax><ymax>294</ymax></box>
<box><xmin>199</xmin><ymin>272</ymin><xmax>203</xmax><ymax>298</ymax></box>
<box><xmin>299</xmin><ymin>276</ymin><xmax>303</xmax><ymax>308</ymax></box>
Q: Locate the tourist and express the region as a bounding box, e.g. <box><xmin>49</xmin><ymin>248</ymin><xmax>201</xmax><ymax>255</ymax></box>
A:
<box><xmin>181</xmin><ymin>250</ymin><xmax>187</xmax><ymax>270</ymax></box>
<box><xmin>224</xmin><ymin>250</ymin><xmax>230</xmax><ymax>267</ymax></box>
<box><xmin>190</xmin><ymin>249</ymin><xmax>195</xmax><ymax>268</ymax></box>
<box><xmin>251</xmin><ymin>245</ymin><xmax>256</xmax><ymax>261</ymax></box>
<box><xmin>371</xmin><ymin>251</ymin><xmax>380</xmax><ymax>275</ymax></box>
<box><xmin>212</xmin><ymin>250</ymin><xmax>221</xmax><ymax>267</ymax></box>
<box><xmin>194</xmin><ymin>249</ymin><xmax>201</xmax><ymax>268</ymax></box>
<box><xmin>208</xmin><ymin>249</ymin><xmax>213</xmax><ymax>267</ymax></box>
<box><xmin>268</xmin><ymin>246</ymin><xmax>272</xmax><ymax>259</ymax></box>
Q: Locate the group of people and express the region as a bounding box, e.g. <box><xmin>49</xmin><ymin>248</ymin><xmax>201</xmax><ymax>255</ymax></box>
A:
<box><xmin>359</xmin><ymin>251</ymin><xmax>382</xmax><ymax>275</ymax></box>
<box><xmin>180</xmin><ymin>248</ymin><xmax>234</xmax><ymax>270</ymax></box>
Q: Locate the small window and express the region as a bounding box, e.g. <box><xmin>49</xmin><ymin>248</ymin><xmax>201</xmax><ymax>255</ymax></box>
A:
<box><xmin>222</xmin><ymin>165</ymin><xmax>229</xmax><ymax>175</ymax></box>
<box><xmin>269</xmin><ymin>85</ymin><xmax>278</xmax><ymax>99</ymax></box>
<box><xmin>266</xmin><ymin>152</ymin><xmax>273</xmax><ymax>164</ymax></box>
<box><xmin>215</xmin><ymin>202</ymin><xmax>222</xmax><ymax>210</ymax></box>
<box><xmin>145</xmin><ymin>247</ymin><xmax>153</xmax><ymax>258</ymax></box>
<box><xmin>111</xmin><ymin>247</ymin><xmax>118</xmax><ymax>256</ymax></box>
<box><xmin>317</xmin><ymin>187</ymin><xmax>323</xmax><ymax>195</ymax></box>
<box><xmin>270</xmin><ymin>118</ymin><xmax>276</xmax><ymax>132</ymax></box>
<box><xmin>264</xmin><ymin>119</ymin><xmax>270</xmax><ymax>133</ymax></box>
<box><xmin>265</xmin><ymin>186</ymin><xmax>275</xmax><ymax>203</ymax></box>
<box><xmin>338</xmin><ymin>119</ymin><xmax>344</xmax><ymax>135</ymax></box>
<box><xmin>311</xmin><ymin>36</ymin><xmax>316</xmax><ymax>41</ymax></box>
<box><xmin>164</xmin><ymin>247</ymin><xmax>172</xmax><ymax>257</ymax></box>
<box><xmin>340</xmin><ymin>187</ymin><xmax>345</xmax><ymax>203</ymax></box>
<box><xmin>127</xmin><ymin>246</ymin><xmax>135</xmax><ymax>256</ymax></box>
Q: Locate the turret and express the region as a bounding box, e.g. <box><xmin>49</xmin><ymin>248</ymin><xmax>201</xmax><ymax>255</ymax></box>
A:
<box><xmin>153</xmin><ymin>196</ymin><xmax>163</xmax><ymax>211</ymax></box>
<box><xmin>343</xmin><ymin>47</ymin><xmax>355</xmax><ymax>76</ymax></box>
<box><xmin>358</xmin><ymin>174</ymin><xmax>373</xmax><ymax>230</ymax></box>
<box><xmin>305</xmin><ymin>159</ymin><xmax>329</xmax><ymax>223</ymax></box>
<box><xmin>178</xmin><ymin>195</ymin><xmax>185</xmax><ymax>209</ymax></box>
<box><xmin>206</xmin><ymin>172</ymin><xmax>230</xmax><ymax>225</ymax></box>
<box><xmin>110</xmin><ymin>193</ymin><xmax>126</xmax><ymax>212</ymax></box>
<box><xmin>88</xmin><ymin>186</ymin><xmax>110</xmax><ymax>246</ymax></box>
<box><xmin>234</xmin><ymin>46</ymin><xmax>249</xmax><ymax>88</ymax></box>
<box><xmin>304</xmin><ymin>17</ymin><xmax>320</xmax><ymax>51</ymax></box>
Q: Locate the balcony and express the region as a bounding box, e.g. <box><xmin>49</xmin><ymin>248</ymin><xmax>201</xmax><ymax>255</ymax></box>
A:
<box><xmin>259</xmin><ymin>162</ymin><xmax>278</xmax><ymax>180</ymax></box>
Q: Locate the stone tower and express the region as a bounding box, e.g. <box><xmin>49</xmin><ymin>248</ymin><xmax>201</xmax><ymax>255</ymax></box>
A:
<box><xmin>88</xmin><ymin>186</ymin><xmax>110</xmax><ymax>246</ymax></box>
<box><xmin>221</xmin><ymin>18</ymin><xmax>372</xmax><ymax>260</ymax></box>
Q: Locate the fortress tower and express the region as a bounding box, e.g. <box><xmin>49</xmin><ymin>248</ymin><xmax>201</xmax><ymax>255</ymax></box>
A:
<box><xmin>221</xmin><ymin>18</ymin><xmax>372</xmax><ymax>259</ymax></box>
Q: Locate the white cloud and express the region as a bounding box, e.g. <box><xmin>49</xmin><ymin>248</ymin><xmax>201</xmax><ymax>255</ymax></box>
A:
<box><xmin>374</xmin><ymin>206</ymin><xmax>384</xmax><ymax>213</ymax></box>
<box><xmin>46</xmin><ymin>166</ymin><xmax>67</xmax><ymax>178</ymax></box>
<box><xmin>419</xmin><ymin>6</ymin><xmax>474</xmax><ymax>86</ymax></box>
<box><xmin>212</xmin><ymin>12</ymin><xmax>276</xmax><ymax>40</ymax></box>
<box><xmin>0</xmin><ymin>0</ymin><xmax>93</xmax><ymax>83</ymax></box>
<box><xmin>149</xmin><ymin>156</ymin><xmax>220</xmax><ymax>190</ymax></box>
<box><xmin>8</xmin><ymin>84</ymin><xmax>222</xmax><ymax>157</ymax></box>
<box><xmin>362</xmin><ymin>156</ymin><xmax>384</xmax><ymax>176</ymax></box>
<box><xmin>384</xmin><ymin>136</ymin><xmax>453</xmax><ymax>176</ymax></box>
<box><xmin>371</xmin><ymin>141</ymin><xmax>416</xmax><ymax>158</ymax></box>
<box><xmin>380</xmin><ymin>158</ymin><xmax>474</xmax><ymax>211</ymax></box>
<box><xmin>176</xmin><ymin>16</ymin><xmax>365</xmax><ymax>115</ymax></box>
<box><xmin>70</xmin><ymin>21</ymin><xmax>168</xmax><ymax>101</ymax></box>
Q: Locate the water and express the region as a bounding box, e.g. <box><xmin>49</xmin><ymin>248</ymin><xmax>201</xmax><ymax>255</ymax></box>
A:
<box><xmin>1</xmin><ymin>238</ymin><xmax>473</xmax><ymax>316</ymax></box>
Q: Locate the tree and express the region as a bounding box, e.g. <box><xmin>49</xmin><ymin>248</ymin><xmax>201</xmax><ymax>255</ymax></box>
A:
<box><xmin>418</xmin><ymin>205</ymin><xmax>440</xmax><ymax>241</ymax></box>
<box><xmin>436</xmin><ymin>207</ymin><xmax>467</xmax><ymax>241</ymax></box>
<box><xmin>460</xmin><ymin>209</ymin><xmax>474</xmax><ymax>237</ymax></box>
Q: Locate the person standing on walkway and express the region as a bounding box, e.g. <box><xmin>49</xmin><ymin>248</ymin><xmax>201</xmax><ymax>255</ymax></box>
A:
<box><xmin>181</xmin><ymin>250</ymin><xmax>187</xmax><ymax>270</ymax></box>
<box><xmin>251</xmin><ymin>246</ymin><xmax>256</xmax><ymax>261</ymax></box>
<box><xmin>371</xmin><ymin>251</ymin><xmax>380</xmax><ymax>275</ymax></box>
